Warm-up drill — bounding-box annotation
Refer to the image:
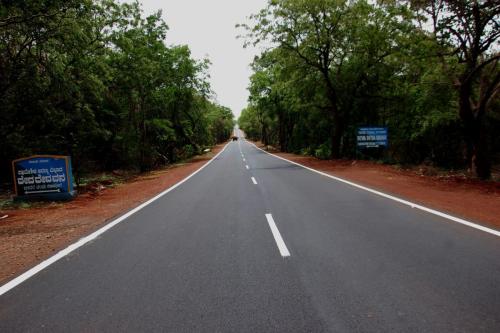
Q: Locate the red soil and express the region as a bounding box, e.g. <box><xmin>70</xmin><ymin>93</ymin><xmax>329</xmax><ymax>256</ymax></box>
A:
<box><xmin>1</xmin><ymin>141</ymin><xmax>498</xmax><ymax>285</ymax></box>
<box><xmin>0</xmin><ymin>145</ymin><xmax>225</xmax><ymax>284</ymax></box>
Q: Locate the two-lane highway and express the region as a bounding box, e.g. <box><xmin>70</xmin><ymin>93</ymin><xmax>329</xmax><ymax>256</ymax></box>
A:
<box><xmin>1</xmin><ymin>135</ymin><xmax>499</xmax><ymax>332</ymax></box>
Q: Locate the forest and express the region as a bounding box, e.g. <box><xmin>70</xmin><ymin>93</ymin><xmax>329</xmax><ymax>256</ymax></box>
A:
<box><xmin>238</xmin><ymin>0</ymin><xmax>499</xmax><ymax>179</ymax></box>
<box><xmin>0</xmin><ymin>0</ymin><xmax>234</xmax><ymax>185</ymax></box>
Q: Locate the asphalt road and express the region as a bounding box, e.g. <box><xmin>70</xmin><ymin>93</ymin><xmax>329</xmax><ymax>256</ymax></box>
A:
<box><xmin>1</xmin><ymin>134</ymin><xmax>499</xmax><ymax>332</ymax></box>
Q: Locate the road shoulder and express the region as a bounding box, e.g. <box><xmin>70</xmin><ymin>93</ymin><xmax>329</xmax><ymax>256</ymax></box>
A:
<box><xmin>253</xmin><ymin>143</ymin><xmax>500</xmax><ymax>232</ymax></box>
<box><xmin>0</xmin><ymin>144</ymin><xmax>226</xmax><ymax>284</ymax></box>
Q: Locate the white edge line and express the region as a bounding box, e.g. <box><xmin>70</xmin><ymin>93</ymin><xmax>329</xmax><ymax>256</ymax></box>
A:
<box><xmin>251</xmin><ymin>177</ymin><xmax>258</xmax><ymax>185</ymax></box>
<box><xmin>265</xmin><ymin>214</ymin><xmax>290</xmax><ymax>257</ymax></box>
<box><xmin>251</xmin><ymin>143</ymin><xmax>500</xmax><ymax>237</ymax></box>
<box><xmin>0</xmin><ymin>143</ymin><xmax>230</xmax><ymax>297</ymax></box>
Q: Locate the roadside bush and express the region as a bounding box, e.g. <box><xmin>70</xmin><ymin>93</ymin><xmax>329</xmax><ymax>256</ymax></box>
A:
<box><xmin>315</xmin><ymin>143</ymin><xmax>331</xmax><ymax>160</ymax></box>
<box><xmin>179</xmin><ymin>144</ymin><xmax>196</xmax><ymax>160</ymax></box>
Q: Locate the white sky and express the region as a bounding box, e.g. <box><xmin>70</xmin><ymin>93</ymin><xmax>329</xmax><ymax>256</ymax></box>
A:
<box><xmin>140</xmin><ymin>0</ymin><xmax>268</xmax><ymax>118</ymax></box>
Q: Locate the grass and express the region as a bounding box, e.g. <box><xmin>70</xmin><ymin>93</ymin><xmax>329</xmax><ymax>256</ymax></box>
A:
<box><xmin>0</xmin><ymin>196</ymin><xmax>44</xmax><ymax>210</ymax></box>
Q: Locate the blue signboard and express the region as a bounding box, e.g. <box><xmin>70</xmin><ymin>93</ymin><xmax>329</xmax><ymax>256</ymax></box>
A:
<box><xmin>357</xmin><ymin>127</ymin><xmax>388</xmax><ymax>148</ymax></box>
<box><xmin>12</xmin><ymin>155</ymin><xmax>76</xmax><ymax>200</ymax></box>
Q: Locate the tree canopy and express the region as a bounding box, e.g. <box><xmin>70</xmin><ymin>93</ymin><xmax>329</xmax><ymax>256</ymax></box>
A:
<box><xmin>0</xmin><ymin>0</ymin><xmax>234</xmax><ymax>184</ymax></box>
<box><xmin>239</xmin><ymin>0</ymin><xmax>499</xmax><ymax>178</ymax></box>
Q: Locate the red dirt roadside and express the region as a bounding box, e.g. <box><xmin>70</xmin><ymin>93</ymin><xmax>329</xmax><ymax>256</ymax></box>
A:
<box><xmin>259</xmin><ymin>145</ymin><xmax>500</xmax><ymax>231</ymax></box>
<box><xmin>1</xmin><ymin>141</ymin><xmax>498</xmax><ymax>285</ymax></box>
<box><xmin>0</xmin><ymin>144</ymin><xmax>225</xmax><ymax>284</ymax></box>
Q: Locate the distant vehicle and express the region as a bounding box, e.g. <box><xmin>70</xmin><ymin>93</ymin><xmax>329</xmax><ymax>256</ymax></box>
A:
<box><xmin>232</xmin><ymin>136</ymin><xmax>238</xmax><ymax>141</ymax></box>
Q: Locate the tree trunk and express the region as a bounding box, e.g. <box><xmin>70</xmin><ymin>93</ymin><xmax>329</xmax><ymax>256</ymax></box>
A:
<box><xmin>458</xmin><ymin>82</ymin><xmax>491</xmax><ymax>179</ymax></box>
<box><xmin>261</xmin><ymin>124</ymin><xmax>269</xmax><ymax>147</ymax></box>
<box><xmin>474</xmin><ymin>122</ymin><xmax>491</xmax><ymax>179</ymax></box>
<box><xmin>139</xmin><ymin>94</ymin><xmax>148</xmax><ymax>172</ymax></box>
<box><xmin>330</xmin><ymin>107</ymin><xmax>344</xmax><ymax>159</ymax></box>
<box><xmin>278</xmin><ymin>109</ymin><xmax>287</xmax><ymax>152</ymax></box>
<box><xmin>320</xmin><ymin>69</ymin><xmax>343</xmax><ymax>159</ymax></box>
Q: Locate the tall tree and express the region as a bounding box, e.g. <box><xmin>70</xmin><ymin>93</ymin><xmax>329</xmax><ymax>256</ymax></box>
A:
<box><xmin>410</xmin><ymin>0</ymin><xmax>500</xmax><ymax>178</ymax></box>
<box><xmin>0</xmin><ymin>0</ymin><xmax>233</xmax><ymax>185</ymax></box>
<box><xmin>242</xmin><ymin>0</ymin><xmax>413</xmax><ymax>157</ymax></box>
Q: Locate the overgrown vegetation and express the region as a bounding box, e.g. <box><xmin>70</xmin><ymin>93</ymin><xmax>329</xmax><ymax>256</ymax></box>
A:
<box><xmin>0</xmin><ymin>0</ymin><xmax>234</xmax><ymax>186</ymax></box>
<box><xmin>238</xmin><ymin>0</ymin><xmax>499</xmax><ymax>179</ymax></box>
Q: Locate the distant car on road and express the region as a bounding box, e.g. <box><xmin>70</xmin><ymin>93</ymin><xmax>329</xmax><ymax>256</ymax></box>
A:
<box><xmin>232</xmin><ymin>136</ymin><xmax>238</xmax><ymax>141</ymax></box>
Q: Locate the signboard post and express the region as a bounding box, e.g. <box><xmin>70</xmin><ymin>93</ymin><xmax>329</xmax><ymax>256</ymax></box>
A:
<box><xmin>12</xmin><ymin>155</ymin><xmax>76</xmax><ymax>201</ymax></box>
<box><xmin>357</xmin><ymin>127</ymin><xmax>388</xmax><ymax>149</ymax></box>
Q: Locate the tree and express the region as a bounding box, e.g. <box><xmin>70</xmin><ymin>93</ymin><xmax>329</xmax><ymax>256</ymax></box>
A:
<box><xmin>410</xmin><ymin>0</ymin><xmax>500</xmax><ymax>178</ymax></box>
<box><xmin>0</xmin><ymin>0</ymin><xmax>233</xmax><ymax>185</ymax></box>
<box><xmin>242</xmin><ymin>0</ymin><xmax>414</xmax><ymax>157</ymax></box>
<box><xmin>238</xmin><ymin>106</ymin><xmax>261</xmax><ymax>141</ymax></box>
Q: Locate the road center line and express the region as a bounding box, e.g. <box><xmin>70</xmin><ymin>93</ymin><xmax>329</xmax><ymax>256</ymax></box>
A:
<box><xmin>243</xmin><ymin>158</ymin><xmax>246</xmax><ymax>162</ymax></box>
<box><xmin>245</xmin><ymin>165</ymin><xmax>249</xmax><ymax>170</ymax></box>
<box><xmin>265</xmin><ymin>214</ymin><xmax>291</xmax><ymax>257</ymax></box>
<box><xmin>251</xmin><ymin>177</ymin><xmax>258</xmax><ymax>184</ymax></box>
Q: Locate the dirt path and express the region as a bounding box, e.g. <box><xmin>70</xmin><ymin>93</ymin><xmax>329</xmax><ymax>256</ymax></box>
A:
<box><xmin>261</xmin><ymin>147</ymin><xmax>500</xmax><ymax>231</ymax></box>
<box><xmin>0</xmin><ymin>145</ymin><xmax>225</xmax><ymax>284</ymax></box>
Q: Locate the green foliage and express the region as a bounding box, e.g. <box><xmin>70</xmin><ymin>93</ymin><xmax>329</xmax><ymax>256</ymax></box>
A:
<box><xmin>314</xmin><ymin>143</ymin><xmax>331</xmax><ymax>160</ymax></box>
<box><xmin>238</xmin><ymin>0</ymin><xmax>499</xmax><ymax>175</ymax></box>
<box><xmin>0</xmin><ymin>0</ymin><xmax>234</xmax><ymax>183</ymax></box>
<box><xmin>238</xmin><ymin>106</ymin><xmax>261</xmax><ymax>141</ymax></box>
<box><xmin>206</xmin><ymin>103</ymin><xmax>235</xmax><ymax>145</ymax></box>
